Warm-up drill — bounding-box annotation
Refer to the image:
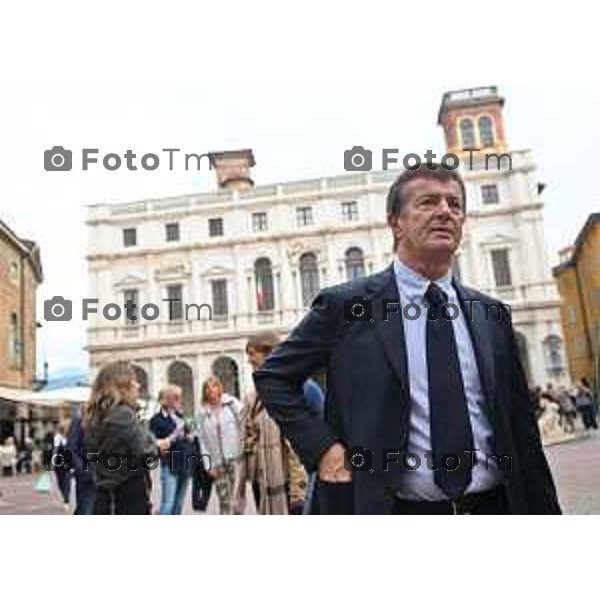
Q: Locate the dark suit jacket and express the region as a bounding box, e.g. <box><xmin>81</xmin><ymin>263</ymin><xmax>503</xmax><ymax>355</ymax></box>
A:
<box><xmin>253</xmin><ymin>264</ymin><xmax>561</xmax><ymax>515</ymax></box>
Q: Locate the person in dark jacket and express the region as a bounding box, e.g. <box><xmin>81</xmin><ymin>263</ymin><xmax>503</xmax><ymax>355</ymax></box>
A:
<box><xmin>253</xmin><ymin>165</ymin><xmax>561</xmax><ymax>515</ymax></box>
<box><xmin>66</xmin><ymin>411</ymin><xmax>96</xmax><ymax>515</ymax></box>
<box><xmin>83</xmin><ymin>361</ymin><xmax>165</xmax><ymax>515</ymax></box>
<box><xmin>149</xmin><ymin>385</ymin><xmax>196</xmax><ymax>515</ymax></box>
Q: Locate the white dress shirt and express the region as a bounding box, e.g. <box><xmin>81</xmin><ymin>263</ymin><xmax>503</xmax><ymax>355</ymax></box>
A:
<box><xmin>393</xmin><ymin>259</ymin><xmax>502</xmax><ymax>501</ymax></box>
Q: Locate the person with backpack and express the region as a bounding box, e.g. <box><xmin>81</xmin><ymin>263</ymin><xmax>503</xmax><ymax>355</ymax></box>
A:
<box><xmin>196</xmin><ymin>375</ymin><xmax>242</xmax><ymax>515</ymax></box>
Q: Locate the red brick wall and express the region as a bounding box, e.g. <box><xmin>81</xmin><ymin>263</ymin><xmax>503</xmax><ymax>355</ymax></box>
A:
<box><xmin>0</xmin><ymin>236</ymin><xmax>39</xmax><ymax>389</ymax></box>
<box><xmin>440</xmin><ymin>103</ymin><xmax>507</xmax><ymax>153</ymax></box>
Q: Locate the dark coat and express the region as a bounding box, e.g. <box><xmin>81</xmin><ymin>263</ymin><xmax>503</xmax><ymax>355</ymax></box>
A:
<box><xmin>149</xmin><ymin>410</ymin><xmax>196</xmax><ymax>475</ymax></box>
<box><xmin>85</xmin><ymin>403</ymin><xmax>157</xmax><ymax>490</ymax></box>
<box><xmin>253</xmin><ymin>264</ymin><xmax>562</xmax><ymax>515</ymax></box>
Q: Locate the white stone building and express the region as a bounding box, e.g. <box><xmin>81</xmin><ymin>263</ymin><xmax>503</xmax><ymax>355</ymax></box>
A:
<box><xmin>86</xmin><ymin>87</ymin><xmax>566</xmax><ymax>416</ymax></box>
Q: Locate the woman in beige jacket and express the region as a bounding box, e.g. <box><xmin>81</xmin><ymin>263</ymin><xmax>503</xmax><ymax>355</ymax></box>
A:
<box><xmin>234</xmin><ymin>332</ymin><xmax>307</xmax><ymax>515</ymax></box>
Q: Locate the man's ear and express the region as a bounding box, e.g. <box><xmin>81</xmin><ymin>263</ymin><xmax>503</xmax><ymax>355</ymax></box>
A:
<box><xmin>387</xmin><ymin>213</ymin><xmax>404</xmax><ymax>245</ymax></box>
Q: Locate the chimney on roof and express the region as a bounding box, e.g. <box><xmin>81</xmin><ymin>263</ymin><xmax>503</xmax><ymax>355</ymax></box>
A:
<box><xmin>208</xmin><ymin>149</ymin><xmax>255</xmax><ymax>191</ymax></box>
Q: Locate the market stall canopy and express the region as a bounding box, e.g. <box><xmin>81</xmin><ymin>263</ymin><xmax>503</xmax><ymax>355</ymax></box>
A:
<box><xmin>32</xmin><ymin>386</ymin><xmax>91</xmax><ymax>405</ymax></box>
<box><xmin>0</xmin><ymin>386</ymin><xmax>91</xmax><ymax>406</ymax></box>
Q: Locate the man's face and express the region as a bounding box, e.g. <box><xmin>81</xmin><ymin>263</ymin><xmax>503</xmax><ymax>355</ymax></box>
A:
<box><xmin>162</xmin><ymin>389</ymin><xmax>181</xmax><ymax>410</ymax></box>
<box><xmin>246</xmin><ymin>347</ymin><xmax>267</xmax><ymax>372</ymax></box>
<box><xmin>389</xmin><ymin>177</ymin><xmax>465</xmax><ymax>259</ymax></box>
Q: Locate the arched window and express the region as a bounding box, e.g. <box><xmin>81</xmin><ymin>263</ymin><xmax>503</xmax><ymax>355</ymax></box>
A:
<box><xmin>515</xmin><ymin>331</ymin><xmax>532</xmax><ymax>384</ymax></box>
<box><xmin>543</xmin><ymin>335</ymin><xmax>564</xmax><ymax>377</ymax></box>
<box><xmin>9</xmin><ymin>312</ymin><xmax>20</xmax><ymax>368</ymax></box>
<box><xmin>300</xmin><ymin>253</ymin><xmax>320</xmax><ymax>308</ymax></box>
<box><xmin>168</xmin><ymin>360</ymin><xmax>195</xmax><ymax>417</ymax></box>
<box><xmin>345</xmin><ymin>247</ymin><xmax>365</xmax><ymax>281</ymax></box>
<box><xmin>254</xmin><ymin>257</ymin><xmax>275</xmax><ymax>312</ymax></box>
<box><xmin>460</xmin><ymin>118</ymin><xmax>476</xmax><ymax>148</ymax></box>
<box><xmin>478</xmin><ymin>116</ymin><xmax>495</xmax><ymax>148</ymax></box>
<box><xmin>212</xmin><ymin>356</ymin><xmax>240</xmax><ymax>399</ymax></box>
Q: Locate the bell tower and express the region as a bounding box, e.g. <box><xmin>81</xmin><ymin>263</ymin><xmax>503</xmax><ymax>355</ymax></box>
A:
<box><xmin>437</xmin><ymin>86</ymin><xmax>508</xmax><ymax>157</ymax></box>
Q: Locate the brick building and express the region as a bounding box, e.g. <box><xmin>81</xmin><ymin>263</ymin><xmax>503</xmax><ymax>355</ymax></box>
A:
<box><xmin>553</xmin><ymin>213</ymin><xmax>600</xmax><ymax>386</ymax></box>
<box><xmin>0</xmin><ymin>219</ymin><xmax>43</xmax><ymax>439</ymax></box>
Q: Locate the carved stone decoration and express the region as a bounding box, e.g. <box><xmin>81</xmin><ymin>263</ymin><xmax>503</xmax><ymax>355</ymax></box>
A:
<box><xmin>286</xmin><ymin>241</ymin><xmax>305</xmax><ymax>263</ymax></box>
<box><xmin>154</xmin><ymin>263</ymin><xmax>192</xmax><ymax>282</ymax></box>
<box><xmin>113</xmin><ymin>274</ymin><xmax>148</xmax><ymax>289</ymax></box>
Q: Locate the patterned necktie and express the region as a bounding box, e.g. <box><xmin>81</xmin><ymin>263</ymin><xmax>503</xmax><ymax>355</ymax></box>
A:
<box><xmin>425</xmin><ymin>282</ymin><xmax>474</xmax><ymax>499</ymax></box>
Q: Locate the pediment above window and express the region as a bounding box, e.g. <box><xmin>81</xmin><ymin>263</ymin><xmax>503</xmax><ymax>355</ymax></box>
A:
<box><xmin>154</xmin><ymin>263</ymin><xmax>192</xmax><ymax>282</ymax></box>
<box><xmin>114</xmin><ymin>274</ymin><xmax>147</xmax><ymax>289</ymax></box>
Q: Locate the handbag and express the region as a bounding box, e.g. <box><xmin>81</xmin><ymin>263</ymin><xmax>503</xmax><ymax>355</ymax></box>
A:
<box><xmin>191</xmin><ymin>437</ymin><xmax>213</xmax><ymax>512</ymax></box>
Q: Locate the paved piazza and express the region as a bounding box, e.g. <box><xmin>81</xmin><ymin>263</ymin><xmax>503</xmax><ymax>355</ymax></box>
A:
<box><xmin>1</xmin><ymin>433</ymin><xmax>599</xmax><ymax>515</ymax></box>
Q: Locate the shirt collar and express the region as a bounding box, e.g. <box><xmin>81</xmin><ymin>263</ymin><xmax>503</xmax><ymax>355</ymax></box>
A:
<box><xmin>393</xmin><ymin>257</ymin><xmax>455</xmax><ymax>303</ymax></box>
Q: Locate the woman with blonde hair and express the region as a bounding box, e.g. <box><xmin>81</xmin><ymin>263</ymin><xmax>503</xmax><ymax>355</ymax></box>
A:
<box><xmin>84</xmin><ymin>361</ymin><xmax>163</xmax><ymax>514</ymax></box>
<box><xmin>196</xmin><ymin>375</ymin><xmax>242</xmax><ymax>514</ymax></box>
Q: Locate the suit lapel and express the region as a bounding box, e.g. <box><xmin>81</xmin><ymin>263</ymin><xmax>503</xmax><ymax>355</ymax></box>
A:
<box><xmin>454</xmin><ymin>281</ymin><xmax>497</xmax><ymax>421</ymax></box>
<box><xmin>366</xmin><ymin>265</ymin><xmax>411</xmax><ymax>404</ymax></box>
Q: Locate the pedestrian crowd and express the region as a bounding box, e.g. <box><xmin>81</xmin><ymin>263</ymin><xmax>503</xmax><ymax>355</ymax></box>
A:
<box><xmin>530</xmin><ymin>378</ymin><xmax>599</xmax><ymax>434</ymax></box>
<box><xmin>29</xmin><ymin>331</ymin><xmax>324</xmax><ymax>515</ymax></box>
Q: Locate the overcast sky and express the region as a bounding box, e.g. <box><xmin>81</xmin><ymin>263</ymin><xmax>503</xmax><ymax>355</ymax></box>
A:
<box><xmin>1</xmin><ymin>84</ymin><xmax>598</xmax><ymax>376</ymax></box>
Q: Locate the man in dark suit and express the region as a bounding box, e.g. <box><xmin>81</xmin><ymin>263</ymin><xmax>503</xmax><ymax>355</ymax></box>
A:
<box><xmin>253</xmin><ymin>165</ymin><xmax>561</xmax><ymax>515</ymax></box>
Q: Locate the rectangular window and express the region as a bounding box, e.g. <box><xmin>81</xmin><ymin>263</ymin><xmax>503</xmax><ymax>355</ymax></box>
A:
<box><xmin>491</xmin><ymin>248</ymin><xmax>512</xmax><ymax>287</ymax></box>
<box><xmin>123</xmin><ymin>289</ymin><xmax>138</xmax><ymax>325</ymax></box>
<box><xmin>567</xmin><ymin>306</ymin><xmax>577</xmax><ymax>324</ymax></box>
<box><xmin>481</xmin><ymin>184</ymin><xmax>499</xmax><ymax>205</ymax></box>
<box><xmin>165</xmin><ymin>222</ymin><xmax>180</xmax><ymax>242</ymax></box>
<box><xmin>9</xmin><ymin>312</ymin><xmax>22</xmax><ymax>370</ymax></box>
<box><xmin>252</xmin><ymin>212</ymin><xmax>268</xmax><ymax>232</ymax></box>
<box><xmin>208</xmin><ymin>217</ymin><xmax>224</xmax><ymax>237</ymax></box>
<box><xmin>341</xmin><ymin>201</ymin><xmax>359</xmax><ymax>222</ymax></box>
<box><xmin>123</xmin><ymin>228</ymin><xmax>137</xmax><ymax>247</ymax></box>
<box><xmin>296</xmin><ymin>206</ymin><xmax>313</xmax><ymax>227</ymax></box>
<box><xmin>211</xmin><ymin>279</ymin><xmax>228</xmax><ymax>317</ymax></box>
<box><xmin>166</xmin><ymin>284</ymin><xmax>183</xmax><ymax>320</ymax></box>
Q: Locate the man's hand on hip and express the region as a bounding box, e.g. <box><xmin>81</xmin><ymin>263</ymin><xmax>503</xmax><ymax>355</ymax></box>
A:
<box><xmin>318</xmin><ymin>443</ymin><xmax>351</xmax><ymax>483</ymax></box>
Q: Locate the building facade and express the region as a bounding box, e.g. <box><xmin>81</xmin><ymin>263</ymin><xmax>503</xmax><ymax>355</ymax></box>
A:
<box><xmin>553</xmin><ymin>213</ymin><xmax>600</xmax><ymax>386</ymax></box>
<box><xmin>0</xmin><ymin>219</ymin><xmax>43</xmax><ymax>439</ymax></box>
<box><xmin>86</xmin><ymin>87</ymin><xmax>566</xmax><ymax>417</ymax></box>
